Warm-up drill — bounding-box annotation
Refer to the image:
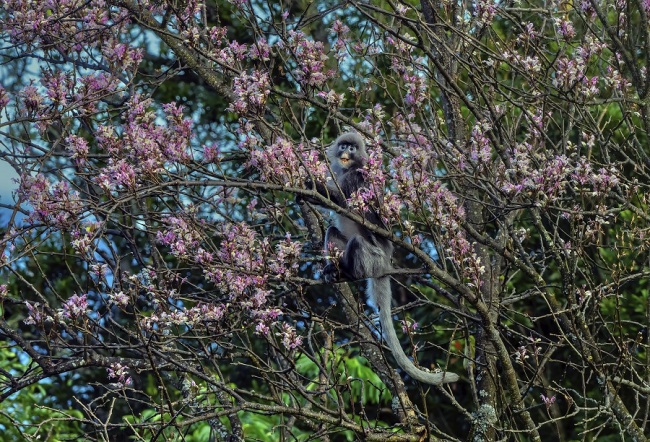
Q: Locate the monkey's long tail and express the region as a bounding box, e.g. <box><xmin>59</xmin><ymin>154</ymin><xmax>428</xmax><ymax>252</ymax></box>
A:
<box><xmin>370</xmin><ymin>276</ymin><xmax>460</xmax><ymax>385</ymax></box>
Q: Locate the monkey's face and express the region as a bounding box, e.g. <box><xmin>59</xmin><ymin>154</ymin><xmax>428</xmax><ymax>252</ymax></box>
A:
<box><xmin>336</xmin><ymin>142</ymin><xmax>361</xmax><ymax>170</ymax></box>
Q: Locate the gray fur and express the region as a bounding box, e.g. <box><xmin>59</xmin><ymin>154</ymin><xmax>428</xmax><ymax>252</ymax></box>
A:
<box><xmin>317</xmin><ymin>132</ymin><xmax>459</xmax><ymax>385</ymax></box>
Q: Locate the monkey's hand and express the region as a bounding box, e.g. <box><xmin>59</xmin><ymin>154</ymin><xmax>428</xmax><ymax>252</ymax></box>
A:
<box><xmin>297</xmin><ymin>193</ymin><xmax>318</xmax><ymax>206</ymax></box>
<box><xmin>322</xmin><ymin>263</ymin><xmax>340</xmax><ymax>283</ymax></box>
<box><xmin>304</xmin><ymin>178</ymin><xmax>347</xmax><ymax>207</ymax></box>
<box><xmin>301</xmin><ymin>178</ymin><xmax>324</xmax><ymax>205</ymax></box>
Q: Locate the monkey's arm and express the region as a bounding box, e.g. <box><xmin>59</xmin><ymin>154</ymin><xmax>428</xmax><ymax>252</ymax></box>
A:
<box><xmin>304</xmin><ymin>179</ymin><xmax>347</xmax><ymax>207</ymax></box>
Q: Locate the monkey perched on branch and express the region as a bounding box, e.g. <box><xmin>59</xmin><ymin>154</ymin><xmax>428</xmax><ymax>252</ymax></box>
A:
<box><xmin>309</xmin><ymin>132</ymin><xmax>459</xmax><ymax>386</ymax></box>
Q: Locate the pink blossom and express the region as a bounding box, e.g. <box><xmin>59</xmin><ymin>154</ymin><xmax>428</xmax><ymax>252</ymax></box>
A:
<box><xmin>468</xmin><ymin>121</ymin><xmax>492</xmax><ymax>167</ymax></box>
<box><xmin>61</xmin><ymin>293</ymin><xmax>89</xmax><ymax>320</ymax></box>
<box><xmin>66</xmin><ymin>135</ymin><xmax>90</xmax><ymax>166</ymax></box>
<box><xmin>540</xmin><ymin>394</ymin><xmax>557</xmax><ymax>409</ymax></box>
<box><xmin>403</xmin><ymin>73</ymin><xmax>427</xmax><ymax>109</ymax></box>
<box><xmin>474</xmin><ymin>0</ymin><xmax>497</xmax><ymax>25</ymax></box>
<box><xmin>268</xmin><ymin>233</ymin><xmax>302</xmax><ymax>278</ymax></box>
<box><xmin>208</xmin><ymin>26</ymin><xmax>228</xmax><ymax>43</ymax></box>
<box><xmin>203</xmin><ymin>143</ymin><xmax>220</xmax><ymax>163</ymax></box>
<box><xmin>107</xmin><ymin>362</ymin><xmax>133</xmax><ymax>388</ymax></box>
<box><xmin>281</xmin><ymin>30</ymin><xmax>331</xmax><ymax>87</ymax></box>
<box><xmin>400</xmin><ymin>319</ymin><xmax>419</xmax><ymax>333</ymax></box>
<box><xmin>228</xmin><ymin>70</ymin><xmax>270</xmax><ymax>115</ymax></box>
<box><xmin>19</xmin><ymin>85</ymin><xmax>43</xmax><ymax>115</ymax></box>
<box><xmin>18</xmin><ymin>174</ymin><xmax>84</xmax><ymax>228</ymax></box>
<box><xmin>247</xmin><ymin>138</ymin><xmax>326</xmax><ymax>186</ymax></box>
<box><xmin>0</xmin><ymin>85</ymin><xmax>10</xmax><ymax>109</ymax></box>
<box><xmin>156</xmin><ymin>216</ymin><xmax>202</xmax><ymax>259</ymax></box>
<box><xmin>24</xmin><ymin>302</ymin><xmax>43</xmax><ymax>326</ymax></box>
<box><xmin>109</xmin><ymin>291</ymin><xmax>129</xmax><ymax>308</ymax></box>
<box><xmin>279</xmin><ymin>323</ymin><xmax>302</xmax><ymax>350</ymax></box>
<box><xmin>555</xmin><ymin>18</ymin><xmax>576</xmax><ymax>40</ymax></box>
<box><xmin>71</xmin><ymin>228</ymin><xmax>95</xmax><ymax>259</ymax></box>
<box><xmin>249</xmin><ymin>39</ymin><xmax>271</xmax><ymax>61</ymax></box>
<box><xmin>255</xmin><ymin>321</ymin><xmax>270</xmax><ymax>336</ymax></box>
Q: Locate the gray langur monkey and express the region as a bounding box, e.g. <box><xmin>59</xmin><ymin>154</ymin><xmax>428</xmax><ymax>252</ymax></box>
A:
<box><xmin>310</xmin><ymin>132</ymin><xmax>459</xmax><ymax>385</ymax></box>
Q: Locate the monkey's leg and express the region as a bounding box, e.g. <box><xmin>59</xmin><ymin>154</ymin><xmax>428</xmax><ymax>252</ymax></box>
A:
<box><xmin>340</xmin><ymin>236</ymin><xmax>370</xmax><ymax>279</ymax></box>
<box><xmin>323</xmin><ymin>226</ymin><xmax>348</xmax><ymax>283</ymax></box>
<box><xmin>341</xmin><ymin>236</ymin><xmax>388</xmax><ymax>279</ymax></box>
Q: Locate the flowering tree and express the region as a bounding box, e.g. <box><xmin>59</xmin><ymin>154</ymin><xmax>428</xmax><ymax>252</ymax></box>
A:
<box><xmin>1</xmin><ymin>0</ymin><xmax>649</xmax><ymax>440</ymax></box>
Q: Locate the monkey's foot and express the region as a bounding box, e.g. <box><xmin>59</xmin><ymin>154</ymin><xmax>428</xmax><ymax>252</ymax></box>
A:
<box><xmin>322</xmin><ymin>263</ymin><xmax>340</xmax><ymax>283</ymax></box>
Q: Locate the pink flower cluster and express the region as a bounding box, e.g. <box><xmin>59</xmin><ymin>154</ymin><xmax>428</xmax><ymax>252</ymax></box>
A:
<box><xmin>330</xmin><ymin>20</ymin><xmax>350</xmax><ymax>60</ymax></box>
<box><xmin>23</xmin><ymin>302</ymin><xmax>45</xmax><ymax>326</ymax></box>
<box><xmin>403</xmin><ymin>73</ymin><xmax>428</xmax><ymax>109</ymax></box>
<box><xmin>229</xmin><ymin>70</ymin><xmax>270</xmax><ymax>116</ymax></box>
<box><xmin>553</xmin><ymin>57</ymin><xmax>599</xmax><ymax>97</ymax></box>
<box><xmin>468</xmin><ymin>121</ymin><xmax>493</xmax><ymax>169</ymax></box>
<box><xmin>500</xmin><ymin>148</ymin><xmax>620</xmax><ymax>202</ymax></box>
<box><xmin>70</xmin><ymin>227</ymin><xmax>98</xmax><ymax>260</ymax></box>
<box><xmin>281</xmin><ymin>30</ymin><xmax>332</xmax><ymax>87</ymax></box>
<box><xmin>90</xmin><ymin>96</ymin><xmax>193</xmax><ymax>191</ymax></box>
<box><xmin>268</xmin><ymin>233</ymin><xmax>302</xmax><ymax>277</ymax></box>
<box><xmin>388</xmin><ymin>123</ymin><xmax>489</xmax><ymax>286</ymax></box>
<box><xmin>60</xmin><ymin>293</ymin><xmax>89</xmax><ymax>320</ymax></box>
<box><xmin>247</xmin><ymin>138</ymin><xmax>327</xmax><ymax>186</ymax></box>
<box><xmin>18</xmin><ymin>174</ymin><xmax>83</xmax><ymax>228</ymax></box>
<box><xmin>474</xmin><ymin>0</ymin><xmax>497</xmax><ymax>25</ymax></box>
<box><xmin>540</xmin><ymin>394</ymin><xmax>556</xmax><ymax>409</ymax></box>
<box><xmin>107</xmin><ymin>362</ymin><xmax>133</xmax><ymax>388</ymax></box>
<box><xmin>5</xmin><ymin>0</ymin><xmax>139</xmax><ymax>120</ymax></box>
<box><xmin>279</xmin><ymin>323</ymin><xmax>303</xmax><ymax>350</ymax></box>
<box><xmin>141</xmin><ymin>303</ymin><xmax>225</xmax><ymax>331</ymax></box>
<box><xmin>109</xmin><ymin>291</ymin><xmax>129</xmax><ymax>309</ymax></box>
<box><xmin>156</xmin><ymin>216</ymin><xmax>202</xmax><ymax>259</ymax></box>
<box><xmin>152</xmin><ymin>218</ymin><xmax>304</xmax><ymax>349</ymax></box>
<box><xmin>66</xmin><ymin>135</ymin><xmax>90</xmax><ymax>166</ymax></box>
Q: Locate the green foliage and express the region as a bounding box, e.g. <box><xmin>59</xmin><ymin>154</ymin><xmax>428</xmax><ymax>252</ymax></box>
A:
<box><xmin>295</xmin><ymin>347</ymin><xmax>391</xmax><ymax>406</ymax></box>
<box><xmin>0</xmin><ymin>347</ymin><xmax>83</xmax><ymax>441</ymax></box>
<box><xmin>239</xmin><ymin>412</ymin><xmax>310</xmax><ymax>442</ymax></box>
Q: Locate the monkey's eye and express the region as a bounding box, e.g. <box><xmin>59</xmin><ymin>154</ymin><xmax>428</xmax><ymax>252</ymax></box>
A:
<box><xmin>348</xmin><ymin>146</ymin><xmax>356</xmax><ymax>153</ymax></box>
